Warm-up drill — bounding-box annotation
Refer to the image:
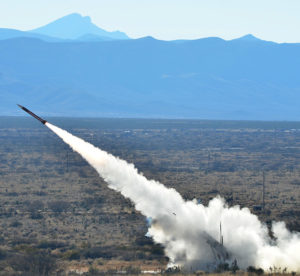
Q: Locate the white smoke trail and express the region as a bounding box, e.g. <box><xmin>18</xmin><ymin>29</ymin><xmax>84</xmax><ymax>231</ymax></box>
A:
<box><xmin>46</xmin><ymin>122</ymin><xmax>300</xmax><ymax>272</ymax></box>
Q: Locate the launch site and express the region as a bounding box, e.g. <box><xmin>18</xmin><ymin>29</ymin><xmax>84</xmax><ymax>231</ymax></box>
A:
<box><xmin>0</xmin><ymin>117</ymin><xmax>299</xmax><ymax>275</ymax></box>
<box><xmin>1</xmin><ymin>0</ymin><xmax>300</xmax><ymax>275</ymax></box>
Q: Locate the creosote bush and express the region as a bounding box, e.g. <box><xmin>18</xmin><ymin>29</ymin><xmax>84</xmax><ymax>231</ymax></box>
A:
<box><xmin>8</xmin><ymin>250</ymin><xmax>57</xmax><ymax>276</ymax></box>
<box><xmin>247</xmin><ymin>266</ymin><xmax>264</xmax><ymax>275</ymax></box>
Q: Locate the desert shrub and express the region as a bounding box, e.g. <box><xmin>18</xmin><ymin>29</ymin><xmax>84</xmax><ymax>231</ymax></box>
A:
<box><xmin>150</xmin><ymin>244</ymin><xmax>165</xmax><ymax>256</ymax></box>
<box><xmin>216</xmin><ymin>262</ymin><xmax>230</xmax><ymax>272</ymax></box>
<box><xmin>30</xmin><ymin>212</ymin><xmax>43</xmax><ymax>219</ymax></box>
<box><xmin>32</xmin><ymin>191</ymin><xmax>48</xmax><ymax>196</ymax></box>
<box><xmin>9</xmin><ymin>250</ymin><xmax>56</xmax><ymax>276</ymax></box>
<box><xmin>10</xmin><ymin>237</ymin><xmax>36</xmax><ymax>246</ymax></box>
<box><xmin>247</xmin><ymin>266</ymin><xmax>264</xmax><ymax>275</ymax></box>
<box><xmin>268</xmin><ymin>266</ymin><xmax>287</xmax><ymax>274</ymax></box>
<box><xmin>123</xmin><ymin>251</ymin><xmax>137</xmax><ymax>261</ymax></box>
<box><xmin>230</xmin><ymin>259</ymin><xmax>239</xmax><ymax>273</ymax></box>
<box><xmin>135</xmin><ymin>251</ymin><xmax>147</xmax><ymax>259</ymax></box>
<box><xmin>135</xmin><ymin>236</ymin><xmax>154</xmax><ymax>246</ymax></box>
<box><xmin>83</xmin><ymin>247</ymin><xmax>114</xmax><ymax>259</ymax></box>
<box><xmin>125</xmin><ymin>265</ymin><xmax>141</xmax><ymax>274</ymax></box>
<box><xmin>0</xmin><ymin>209</ymin><xmax>13</xmax><ymax>218</ymax></box>
<box><xmin>14</xmin><ymin>244</ymin><xmax>38</xmax><ymax>254</ymax></box>
<box><xmin>63</xmin><ymin>249</ymin><xmax>81</xmax><ymax>260</ymax></box>
<box><xmin>0</xmin><ymin>249</ymin><xmax>7</xmax><ymax>260</ymax></box>
<box><xmin>6</xmin><ymin>192</ymin><xmax>18</xmax><ymax>197</ymax></box>
<box><xmin>48</xmin><ymin>200</ymin><xmax>70</xmax><ymax>213</ymax></box>
<box><xmin>87</xmin><ymin>266</ymin><xmax>103</xmax><ymax>276</ymax></box>
<box><xmin>78</xmin><ymin>169</ymin><xmax>88</xmax><ymax>178</ymax></box>
<box><xmin>80</xmin><ymin>197</ymin><xmax>104</xmax><ymax>209</ymax></box>
<box><xmin>10</xmin><ymin>220</ymin><xmax>22</xmax><ymax>228</ymax></box>
<box><xmin>26</xmin><ymin>200</ymin><xmax>44</xmax><ymax>219</ymax></box>
<box><xmin>37</xmin><ymin>240</ymin><xmax>65</xmax><ymax>250</ymax></box>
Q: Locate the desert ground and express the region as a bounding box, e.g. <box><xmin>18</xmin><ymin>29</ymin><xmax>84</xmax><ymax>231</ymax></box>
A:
<box><xmin>0</xmin><ymin>117</ymin><xmax>299</xmax><ymax>275</ymax></box>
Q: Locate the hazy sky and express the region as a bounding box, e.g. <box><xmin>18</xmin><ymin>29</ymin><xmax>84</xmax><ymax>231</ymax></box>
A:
<box><xmin>0</xmin><ymin>0</ymin><xmax>299</xmax><ymax>42</ymax></box>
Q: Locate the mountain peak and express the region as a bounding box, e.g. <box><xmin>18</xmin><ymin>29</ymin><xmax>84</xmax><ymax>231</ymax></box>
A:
<box><xmin>235</xmin><ymin>34</ymin><xmax>261</xmax><ymax>42</ymax></box>
<box><xmin>29</xmin><ymin>13</ymin><xmax>129</xmax><ymax>40</ymax></box>
<box><xmin>61</xmin><ymin>13</ymin><xmax>92</xmax><ymax>23</ymax></box>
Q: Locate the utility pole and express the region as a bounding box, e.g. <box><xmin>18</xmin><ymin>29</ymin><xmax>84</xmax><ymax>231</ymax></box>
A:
<box><xmin>262</xmin><ymin>171</ymin><xmax>265</xmax><ymax>211</ymax></box>
<box><xmin>220</xmin><ymin>222</ymin><xmax>223</xmax><ymax>245</ymax></box>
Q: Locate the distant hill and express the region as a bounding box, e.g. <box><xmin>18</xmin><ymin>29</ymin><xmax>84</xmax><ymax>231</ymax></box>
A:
<box><xmin>0</xmin><ymin>28</ymin><xmax>65</xmax><ymax>42</ymax></box>
<box><xmin>75</xmin><ymin>33</ymin><xmax>111</xmax><ymax>42</ymax></box>
<box><xmin>233</xmin><ymin>34</ymin><xmax>262</xmax><ymax>42</ymax></box>
<box><xmin>1</xmin><ymin>34</ymin><xmax>300</xmax><ymax>120</ymax></box>
<box><xmin>0</xmin><ymin>14</ymin><xmax>130</xmax><ymax>42</ymax></box>
<box><xmin>29</xmin><ymin>13</ymin><xmax>129</xmax><ymax>40</ymax></box>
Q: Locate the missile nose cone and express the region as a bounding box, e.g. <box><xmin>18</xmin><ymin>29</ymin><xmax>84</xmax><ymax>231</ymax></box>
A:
<box><xmin>17</xmin><ymin>104</ymin><xmax>47</xmax><ymax>125</ymax></box>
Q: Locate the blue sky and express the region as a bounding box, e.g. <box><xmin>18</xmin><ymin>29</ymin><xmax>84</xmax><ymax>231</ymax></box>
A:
<box><xmin>0</xmin><ymin>0</ymin><xmax>299</xmax><ymax>42</ymax></box>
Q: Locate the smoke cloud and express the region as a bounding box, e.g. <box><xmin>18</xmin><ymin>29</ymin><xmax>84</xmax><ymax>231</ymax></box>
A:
<box><xmin>46</xmin><ymin>123</ymin><xmax>300</xmax><ymax>272</ymax></box>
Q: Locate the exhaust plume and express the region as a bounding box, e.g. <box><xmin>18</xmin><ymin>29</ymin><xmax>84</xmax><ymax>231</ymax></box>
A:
<box><xmin>46</xmin><ymin>122</ymin><xmax>300</xmax><ymax>272</ymax></box>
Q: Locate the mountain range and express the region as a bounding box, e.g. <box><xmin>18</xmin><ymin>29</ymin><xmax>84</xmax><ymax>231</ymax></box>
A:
<box><xmin>0</xmin><ymin>13</ymin><xmax>129</xmax><ymax>42</ymax></box>
<box><xmin>1</xmin><ymin>14</ymin><xmax>300</xmax><ymax>120</ymax></box>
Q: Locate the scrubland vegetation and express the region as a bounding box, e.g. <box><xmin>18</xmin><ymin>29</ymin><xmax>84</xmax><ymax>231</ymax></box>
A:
<box><xmin>0</xmin><ymin>118</ymin><xmax>299</xmax><ymax>275</ymax></box>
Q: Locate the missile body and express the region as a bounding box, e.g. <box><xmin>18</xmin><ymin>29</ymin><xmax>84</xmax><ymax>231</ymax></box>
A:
<box><xmin>17</xmin><ymin>105</ymin><xmax>47</xmax><ymax>124</ymax></box>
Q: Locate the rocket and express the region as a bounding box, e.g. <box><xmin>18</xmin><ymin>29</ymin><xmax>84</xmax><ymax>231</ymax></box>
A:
<box><xmin>17</xmin><ymin>104</ymin><xmax>47</xmax><ymax>125</ymax></box>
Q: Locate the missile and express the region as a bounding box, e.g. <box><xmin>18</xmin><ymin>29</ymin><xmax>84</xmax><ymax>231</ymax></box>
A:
<box><xmin>17</xmin><ymin>104</ymin><xmax>47</xmax><ymax>125</ymax></box>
